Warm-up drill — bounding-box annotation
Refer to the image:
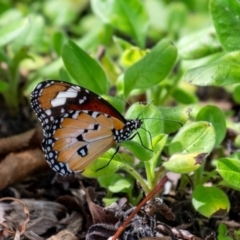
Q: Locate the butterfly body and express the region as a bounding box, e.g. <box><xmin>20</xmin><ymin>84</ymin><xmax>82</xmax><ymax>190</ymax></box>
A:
<box><xmin>31</xmin><ymin>80</ymin><xmax>142</xmax><ymax>176</ymax></box>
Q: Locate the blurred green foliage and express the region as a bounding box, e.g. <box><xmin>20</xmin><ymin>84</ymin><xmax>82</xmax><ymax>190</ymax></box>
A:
<box><xmin>0</xmin><ymin>1</ymin><xmax>240</xmax><ymax>230</ymax></box>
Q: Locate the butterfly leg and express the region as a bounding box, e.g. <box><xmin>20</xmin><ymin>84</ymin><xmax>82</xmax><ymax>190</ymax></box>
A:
<box><xmin>96</xmin><ymin>146</ymin><xmax>120</xmax><ymax>172</ymax></box>
<box><xmin>129</xmin><ymin>131</ymin><xmax>153</xmax><ymax>151</ymax></box>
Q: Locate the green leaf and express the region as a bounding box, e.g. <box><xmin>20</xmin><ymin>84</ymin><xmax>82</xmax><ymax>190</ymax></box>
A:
<box><xmin>178</xmin><ymin>27</ymin><xmax>222</xmax><ymax>59</ymax></box>
<box><xmin>196</xmin><ymin>105</ymin><xmax>226</xmax><ymax>146</ymax></box>
<box><xmin>82</xmin><ymin>149</ymin><xmax>123</xmax><ymax>178</ymax></box>
<box><xmin>125</xmin><ymin>103</ymin><xmax>164</xmax><ymax>147</ymax></box>
<box><xmin>98</xmin><ymin>173</ymin><xmax>132</xmax><ymax>193</ymax></box>
<box><xmin>217</xmin><ymin>223</ymin><xmax>233</xmax><ymax>240</ymax></box>
<box><xmin>91</xmin><ymin>0</ymin><xmax>149</xmax><ymax>48</ymax></box>
<box><xmin>172</xmin><ymin>87</ymin><xmax>198</xmax><ymax>104</ymax></box>
<box><xmin>167</xmin><ymin>3</ymin><xmax>187</xmax><ymax>36</ymax></box>
<box><xmin>43</xmin><ymin>0</ymin><xmax>83</xmax><ymax>26</ymax></box>
<box><xmin>121</xmin><ymin>103</ymin><xmax>164</xmax><ymax>161</ymax></box>
<box><xmin>163</xmin><ymin>152</ymin><xmax>207</xmax><ymax>174</ymax></box>
<box><xmin>169</xmin><ymin>121</ymin><xmax>216</xmax><ymax>154</ymax></box>
<box><xmin>192</xmin><ymin>185</ymin><xmax>230</xmax><ymax>218</ymax></box>
<box><xmin>103</xmin><ymin>197</ymin><xmax>119</xmax><ymax>206</ymax></box>
<box><xmin>159</xmin><ymin>106</ymin><xmax>190</xmax><ymax>134</ymax></box>
<box><xmin>120</xmin><ymin>141</ymin><xmax>153</xmax><ymax>161</ymax></box>
<box><xmin>0</xmin><ymin>17</ymin><xmax>29</xmax><ymax>47</ymax></box>
<box><xmin>109</xmin><ymin>179</ymin><xmax>132</xmax><ymax>192</ymax></box>
<box><xmin>184</xmin><ymin>51</ymin><xmax>240</xmax><ymax>86</ymax></box>
<box><xmin>101</xmin><ymin>95</ymin><xmax>125</xmax><ymax>114</ymax></box>
<box><xmin>62</xmin><ymin>40</ymin><xmax>107</xmax><ymax>94</ymax></box>
<box><xmin>216</xmin><ymin>158</ymin><xmax>240</xmax><ymax>191</ymax></box>
<box><xmin>210</xmin><ymin>0</ymin><xmax>240</xmax><ymax>51</ymax></box>
<box><xmin>120</xmin><ymin>47</ymin><xmax>148</xmax><ymax>67</ymax></box>
<box><xmin>124</xmin><ymin>39</ymin><xmax>177</xmax><ymax>96</ymax></box>
<box><xmin>113</xmin><ymin>36</ymin><xmax>133</xmax><ymax>52</ymax></box>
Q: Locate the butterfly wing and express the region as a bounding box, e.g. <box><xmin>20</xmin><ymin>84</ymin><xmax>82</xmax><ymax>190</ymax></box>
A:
<box><xmin>43</xmin><ymin>110</ymin><xmax>124</xmax><ymax>175</ymax></box>
<box><xmin>30</xmin><ymin>80</ymin><xmax>125</xmax><ymax>136</ymax></box>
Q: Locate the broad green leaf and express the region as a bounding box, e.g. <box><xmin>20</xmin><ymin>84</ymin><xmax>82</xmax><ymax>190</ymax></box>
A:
<box><xmin>83</xmin><ymin>149</ymin><xmax>123</xmax><ymax>178</ymax></box>
<box><xmin>91</xmin><ymin>0</ymin><xmax>148</xmax><ymax>48</ymax></box>
<box><xmin>172</xmin><ymin>87</ymin><xmax>198</xmax><ymax>104</ymax></box>
<box><xmin>120</xmin><ymin>141</ymin><xmax>153</xmax><ymax>161</ymax></box>
<box><xmin>159</xmin><ymin>106</ymin><xmax>190</xmax><ymax>134</ymax></box>
<box><xmin>124</xmin><ymin>39</ymin><xmax>177</xmax><ymax>96</ymax></box>
<box><xmin>62</xmin><ymin>40</ymin><xmax>107</xmax><ymax>94</ymax></box>
<box><xmin>59</xmin><ymin>68</ymin><xmax>72</xmax><ymax>83</ymax></box>
<box><xmin>192</xmin><ymin>186</ymin><xmax>230</xmax><ymax>218</ymax></box>
<box><xmin>196</xmin><ymin>105</ymin><xmax>226</xmax><ymax>146</ymax></box>
<box><xmin>98</xmin><ymin>173</ymin><xmax>132</xmax><ymax>192</ymax></box>
<box><xmin>216</xmin><ymin>158</ymin><xmax>240</xmax><ymax>191</ymax></box>
<box><xmin>210</xmin><ymin>0</ymin><xmax>240</xmax><ymax>51</ymax></box>
<box><xmin>184</xmin><ymin>51</ymin><xmax>240</xmax><ymax>86</ymax></box>
<box><xmin>0</xmin><ymin>18</ymin><xmax>29</xmax><ymax>47</ymax></box>
<box><xmin>108</xmin><ymin>179</ymin><xmax>132</xmax><ymax>192</ymax></box>
<box><xmin>163</xmin><ymin>152</ymin><xmax>206</xmax><ymax>174</ymax></box>
<box><xmin>122</xmin><ymin>103</ymin><xmax>163</xmax><ymax>161</ymax></box>
<box><xmin>169</xmin><ymin>121</ymin><xmax>216</xmax><ymax>154</ymax></box>
<box><xmin>126</xmin><ymin>103</ymin><xmax>164</xmax><ymax>145</ymax></box>
<box><xmin>178</xmin><ymin>27</ymin><xmax>222</xmax><ymax>59</ymax></box>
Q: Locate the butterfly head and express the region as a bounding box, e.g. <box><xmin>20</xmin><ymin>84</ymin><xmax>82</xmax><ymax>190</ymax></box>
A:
<box><xmin>113</xmin><ymin>119</ymin><xmax>143</xmax><ymax>143</ymax></box>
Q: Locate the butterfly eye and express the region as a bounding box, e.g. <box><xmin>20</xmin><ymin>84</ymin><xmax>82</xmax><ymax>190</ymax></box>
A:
<box><xmin>31</xmin><ymin>80</ymin><xmax>144</xmax><ymax>176</ymax></box>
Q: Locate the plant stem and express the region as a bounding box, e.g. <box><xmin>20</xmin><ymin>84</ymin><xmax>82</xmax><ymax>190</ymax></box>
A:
<box><xmin>121</xmin><ymin>164</ymin><xmax>150</xmax><ymax>194</ymax></box>
<box><xmin>144</xmin><ymin>160</ymin><xmax>153</xmax><ymax>189</ymax></box>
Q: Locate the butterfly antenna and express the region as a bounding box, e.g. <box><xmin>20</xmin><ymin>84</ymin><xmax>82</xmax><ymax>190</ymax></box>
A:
<box><xmin>136</xmin><ymin>100</ymin><xmax>154</xmax><ymax>120</ymax></box>
<box><xmin>140</xmin><ymin>117</ymin><xmax>183</xmax><ymax>127</ymax></box>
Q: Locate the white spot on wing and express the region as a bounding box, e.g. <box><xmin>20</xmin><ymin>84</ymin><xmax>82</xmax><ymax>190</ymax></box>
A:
<box><xmin>72</xmin><ymin>111</ymin><xmax>79</xmax><ymax>119</ymax></box>
<box><xmin>36</xmin><ymin>83</ymin><xmax>42</xmax><ymax>89</ymax></box>
<box><xmin>92</xmin><ymin>112</ymin><xmax>98</xmax><ymax>118</ymax></box>
<box><xmin>45</xmin><ymin>109</ymin><xmax>52</xmax><ymax>115</ymax></box>
<box><xmin>51</xmin><ymin>97</ymin><xmax>67</xmax><ymax>107</ymax></box>
<box><xmin>56</xmin><ymin>89</ymin><xmax>78</xmax><ymax>99</ymax></box>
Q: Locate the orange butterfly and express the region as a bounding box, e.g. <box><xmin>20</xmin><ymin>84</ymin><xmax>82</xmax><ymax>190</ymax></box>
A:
<box><xmin>31</xmin><ymin>80</ymin><xmax>142</xmax><ymax>176</ymax></box>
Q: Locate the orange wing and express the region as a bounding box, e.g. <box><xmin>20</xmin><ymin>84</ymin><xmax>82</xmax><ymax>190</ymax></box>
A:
<box><xmin>42</xmin><ymin>110</ymin><xmax>125</xmax><ymax>175</ymax></box>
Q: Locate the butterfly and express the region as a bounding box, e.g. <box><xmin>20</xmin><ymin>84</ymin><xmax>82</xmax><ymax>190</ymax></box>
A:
<box><xmin>31</xmin><ymin>80</ymin><xmax>143</xmax><ymax>176</ymax></box>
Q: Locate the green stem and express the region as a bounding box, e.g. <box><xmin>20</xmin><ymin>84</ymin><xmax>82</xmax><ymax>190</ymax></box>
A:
<box><xmin>194</xmin><ymin>165</ymin><xmax>203</xmax><ymax>186</ymax></box>
<box><xmin>121</xmin><ymin>164</ymin><xmax>150</xmax><ymax>194</ymax></box>
<box><xmin>152</xmin><ymin>166</ymin><xmax>167</xmax><ymax>189</ymax></box>
<box><xmin>144</xmin><ymin>161</ymin><xmax>153</xmax><ymax>189</ymax></box>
